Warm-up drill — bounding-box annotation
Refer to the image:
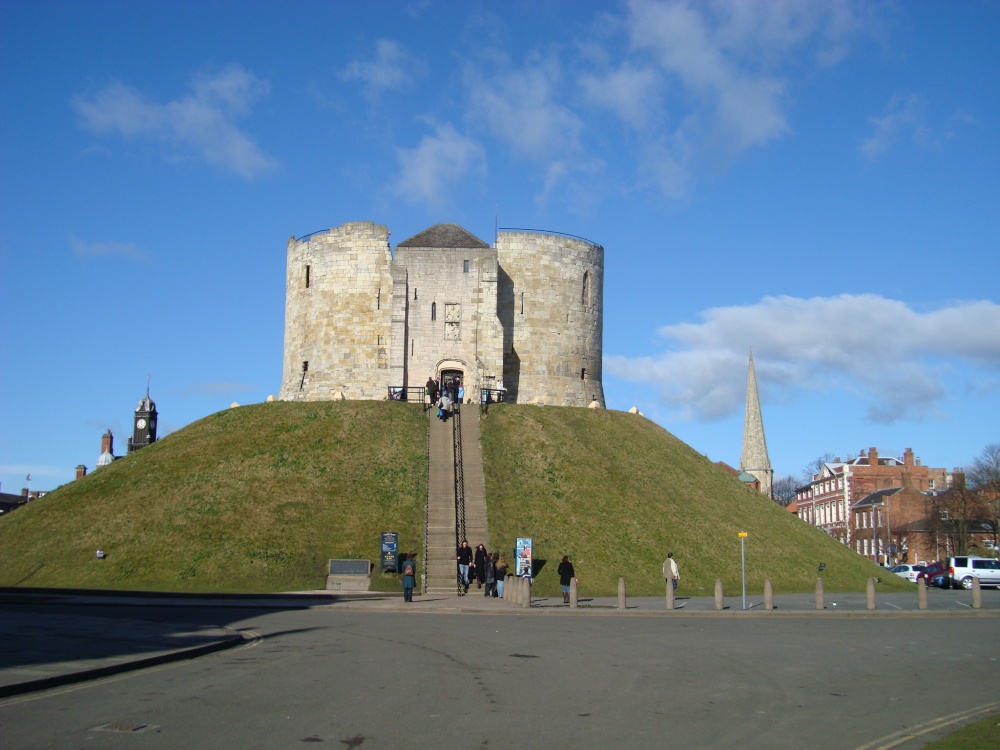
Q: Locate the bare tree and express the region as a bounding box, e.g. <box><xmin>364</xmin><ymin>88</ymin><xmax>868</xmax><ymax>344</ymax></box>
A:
<box><xmin>802</xmin><ymin>453</ymin><xmax>837</xmax><ymax>483</ymax></box>
<box><xmin>967</xmin><ymin>442</ymin><xmax>1000</xmax><ymax>549</ymax></box>
<box><xmin>967</xmin><ymin>442</ymin><xmax>1000</xmax><ymax>493</ymax></box>
<box><xmin>772</xmin><ymin>475</ymin><xmax>799</xmax><ymax>507</ymax></box>
<box><xmin>930</xmin><ymin>473</ymin><xmax>992</xmax><ymax>556</ymax></box>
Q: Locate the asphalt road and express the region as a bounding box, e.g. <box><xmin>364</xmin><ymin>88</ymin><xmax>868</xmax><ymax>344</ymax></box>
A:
<box><xmin>2</xmin><ymin>601</ymin><xmax>998</xmax><ymax>750</ymax></box>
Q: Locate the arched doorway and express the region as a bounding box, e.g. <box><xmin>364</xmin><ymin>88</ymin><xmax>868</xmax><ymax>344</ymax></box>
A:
<box><xmin>436</xmin><ymin>359</ymin><xmax>468</xmax><ymax>403</ymax></box>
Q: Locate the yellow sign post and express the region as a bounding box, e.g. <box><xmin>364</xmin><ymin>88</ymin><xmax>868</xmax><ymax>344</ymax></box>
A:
<box><xmin>739</xmin><ymin>532</ymin><xmax>748</xmax><ymax>609</ymax></box>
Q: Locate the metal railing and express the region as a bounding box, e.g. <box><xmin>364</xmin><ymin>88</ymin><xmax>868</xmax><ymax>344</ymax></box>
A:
<box><xmin>453</xmin><ymin>404</ymin><xmax>466</xmax><ymax>595</ymax></box>
<box><xmin>387</xmin><ymin>386</ymin><xmax>427</xmax><ymax>402</ymax></box>
<box><xmin>479</xmin><ymin>388</ymin><xmax>509</xmax><ymax>404</ymax></box>
<box><xmin>497</xmin><ymin>227</ymin><xmax>602</xmax><ymax>248</ymax></box>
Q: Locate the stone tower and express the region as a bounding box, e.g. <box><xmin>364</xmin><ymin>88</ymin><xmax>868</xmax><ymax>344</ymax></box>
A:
<box><xmin>496</xmin><ymin>230</ymin><xmax>605</xmax><ymax>407</ymax></box>
<box><xmin>279</xmin><ymin>221</ymin><xmax>604</xmax><ymax>408</ymax></box>
<box><xmin>740</xmin><ymin>350</ymin><xmax>773</xmax><ymax>498</ymax></box>
<box><xmin>279</xmin><ymin>222</ymin><xmax>393</xmax><ymax>401</ymax></box>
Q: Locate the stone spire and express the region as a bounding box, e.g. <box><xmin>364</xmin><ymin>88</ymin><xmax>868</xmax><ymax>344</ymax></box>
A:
<box><xmin>740</xmin><ymin>350</ymin><xmax>773</xmax><ymax>499</ymax></box>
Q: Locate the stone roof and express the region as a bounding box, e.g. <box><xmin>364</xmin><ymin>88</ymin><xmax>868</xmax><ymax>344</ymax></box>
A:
<box><xmin>397</xmin><ymin>223</ymin><xmax>490</xmax><ymax>249</ymax></box>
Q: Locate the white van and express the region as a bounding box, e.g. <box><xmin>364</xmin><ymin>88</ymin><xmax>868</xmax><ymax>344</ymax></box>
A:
<box><xmin>947</xmin><ymin>556</ymin><xmax>1000</xmax><ymax>589</ymax></box>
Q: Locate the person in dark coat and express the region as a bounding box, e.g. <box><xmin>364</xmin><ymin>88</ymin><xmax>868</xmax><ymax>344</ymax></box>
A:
<box><xmin>558</xmin><ymin>555</ymin><xmax>576</xmax><ymax>604</ymax></box>
<box><xmin>484</xmin><ymin>552</ymin><xmax>497</xmax><ymax>597</ymax></box>
<box><xmin>425</xmin><ymin>376</ymin><xmax>438</xmax><ymax>406</ymax></box>
<box><xmin>473</xmin><ymin>544</ymin><xmax>488</xmax><ymax>588</ymax></box>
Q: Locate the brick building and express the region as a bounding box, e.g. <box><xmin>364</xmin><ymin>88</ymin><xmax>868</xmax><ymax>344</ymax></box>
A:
<box><xmin>794</xmin><ymin>447</ymin><xmax>947</xmax><ymax>548</ymax></box>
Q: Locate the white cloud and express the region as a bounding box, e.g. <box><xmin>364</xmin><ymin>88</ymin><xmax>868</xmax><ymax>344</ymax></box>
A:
<box><xmin>391</xmin><ymin>122</ymin><xmax>486</xmax><ymax>210</ymax></box>
<box><xmin>580</xmin><ymin>63</ymin><xmax>663</xmax><ymax>132</ymax></box>
<box><xmin>74</xmin><ymin>65</ymin><xmax>275</xmax><ymax>178</ymax></box>
<box><xmin>466</xmin><ymin>58</ymin><xmax>582</xmax><ymax>159</ymax></box>
<box><xmin>69</xmin><ymin>235</ymin><xmax>150</xmax><ymax>262</ymax></box>
<box><xmin>340</xmin><ymin>39</ymin><xmax>428</xmax><ymax>100</ymax></box>
<box><xmin>606</xmin><ymin>294</ymin><xmax>1000</xmax><ymax>424</ymax></box>
<box><xmin>859</xmin><ymin>93</ymin><xmax>929</xmax><ymax>160</ymax></box>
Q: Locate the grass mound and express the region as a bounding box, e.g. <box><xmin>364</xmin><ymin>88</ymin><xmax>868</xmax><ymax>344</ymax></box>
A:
<box><xmin>0</xmin><ymin>401</ymin><xmax>903</xmax><ymax>596</ymax></box>
<box><xmin>481</xmin><ymin>405</ymin><xmax>907</xmax><ymax>597</ymax></box>
<box><xmin>0</xmin><ymin>401</ymin><xmax>428</xmax><ymax>592</ymax></box>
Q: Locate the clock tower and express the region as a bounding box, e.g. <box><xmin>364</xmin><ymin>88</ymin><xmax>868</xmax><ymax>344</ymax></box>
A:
<box><xmin>127</xmin><ymin>387</ymin><xmax>158</xmax><ymax>453</ymax></box>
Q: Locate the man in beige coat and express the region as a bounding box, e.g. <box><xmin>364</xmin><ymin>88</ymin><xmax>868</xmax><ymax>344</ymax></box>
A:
<box><xmin>663</xmin><ymin>552</ymin><xmax>679</xmax><ymax>590</ymax></box>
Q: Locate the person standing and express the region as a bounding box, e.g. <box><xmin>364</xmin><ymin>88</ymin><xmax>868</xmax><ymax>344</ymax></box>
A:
<box><xmin>438</xmin><ymin>391</ymin><xmax>452</xmax><ymax>421</ymax></box>
<box><xmin>495</xmin><ymin>554</ymin><xmax>507</xmax><ymax>598</ymax></box>
<box><xmin>425</xmin><ymin>376</ymin><xmax>438</xmax><ymax>405</ymax></box>
<box><xmin>663</xmin><ymin>552</ymin><xmax>679</xmax><ymax>590</ymax></box>
<box><xmin>484</xmin><ymin>553</ymin><xmax>497</xmax><ymax>597</ymax></box>
<box><xmin>456</xmin><ymin>540</ymin><xmax>472</xmax><ymax>594</ymax></box>
<box><xmin>401</xmin><ymin>554</ymin><xmax>416</xmax><ymax>603</ymax></box>
<box><xmin>557</xmin><ymin>555</ymin><xmax>576</xmax><ymax>604</ymax></box>
<box><xmin>473</xmin><ymin>544</ymin><xmax>488</xmax><ymax>589</ymax></box>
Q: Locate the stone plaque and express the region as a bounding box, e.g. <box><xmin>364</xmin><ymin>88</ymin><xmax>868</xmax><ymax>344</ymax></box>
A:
<box><xmin>328</xmin><ymin>559</ymin><xmax>370</xmax><ymax>576</ymax></box>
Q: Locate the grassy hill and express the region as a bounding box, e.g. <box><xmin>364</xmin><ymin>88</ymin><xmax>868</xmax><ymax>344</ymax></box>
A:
<box><xmin>0</xmin><ymin>401</ymin><xmax>905</xmax><ymax>595</ymax></box>
<box><xmin>0</xmin><ymin>401</ymin><xmax>428</xmax><ymax>592</ymax></box>
<box><xmin>480</xmin><ymin>405</ymin><xmax>905</xmax><ymax>596</ymax></box>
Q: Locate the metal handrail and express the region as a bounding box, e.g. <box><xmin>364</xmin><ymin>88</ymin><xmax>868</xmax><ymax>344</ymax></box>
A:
<box><xmin>422</xmin><ymin>405</ymin><xmax>431</xmax><ymax>596</ymax></box>
<box><xmin>497</xmin><ymin>227</ymin><xmax>602</xmax><ymax>248</ymax></box>
<box><xmin>453</xmin><ymin>405</ymin><xmax>466</xmax><ymax>595</ymax></box>
<box><xmin>387</xmin><ymin>386</ymin><xmax>426</xmax><ymax>402</ymax></box>
<box><xmin>294</xmin><ymin>229</ymin><xmax>331</xmax><ymax>243</ymax></box>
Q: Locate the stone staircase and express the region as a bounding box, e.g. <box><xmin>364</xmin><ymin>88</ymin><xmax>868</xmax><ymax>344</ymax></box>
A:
<box><xmin>422</xmin><ymin>404</ymin><xmax>489</xmax><ymax>595</ymax></box>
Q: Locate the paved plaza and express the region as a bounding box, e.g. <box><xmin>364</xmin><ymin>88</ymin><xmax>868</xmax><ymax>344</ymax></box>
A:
<box><xmin>1</xmin><ymin>588</ymin><xmax>998</xmax><ymax>749</ymax></box>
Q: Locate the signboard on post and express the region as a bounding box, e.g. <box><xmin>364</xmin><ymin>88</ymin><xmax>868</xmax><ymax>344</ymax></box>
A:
<box><xmin>381</xmin><ymin>532</ymin><xmax>399</xmax><ymax>572</ymax></box>
<box><xmin>515</xmin><ymin>538</ymin><xmax>533</xmax><ymax>577</ymax></box>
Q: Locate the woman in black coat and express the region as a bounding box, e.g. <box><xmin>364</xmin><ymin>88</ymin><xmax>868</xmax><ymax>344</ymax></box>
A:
<box><xmin>473</xmin><ymin>544</ymin><xmax>488</xmax><ymax>588</ymax></box>
<box><xmin>557</xmin><ymin>555</ymin><xmax>575</xmax><ymax>604</ymax></box>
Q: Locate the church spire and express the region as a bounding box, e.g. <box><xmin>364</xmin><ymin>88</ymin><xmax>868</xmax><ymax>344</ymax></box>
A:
<box><xmin>740</xmin><ymin>349</ymin><xmax>773</xmax><ymax>499</ymax></box>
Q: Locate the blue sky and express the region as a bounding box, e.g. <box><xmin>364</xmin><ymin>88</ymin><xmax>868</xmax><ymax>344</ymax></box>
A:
<box><xmin>2</xmin><ymin>0</ymin><xmax>998</xmax><ymax>495</ymax></box>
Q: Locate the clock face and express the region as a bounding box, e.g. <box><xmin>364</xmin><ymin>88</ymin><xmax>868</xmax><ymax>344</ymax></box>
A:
<box><xmin>136</xmin><ymin>418</ymin><xmax>147</xmax><ymax>429</ymax></box>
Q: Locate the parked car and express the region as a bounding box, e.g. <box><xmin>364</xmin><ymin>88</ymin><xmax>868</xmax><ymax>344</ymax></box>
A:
<box><xmin>947</xmin><ymin>556</ymin><xmax>1000</xmax><ymax>589</ymax></box>
<box><xmin>917</xmin><ymin>561</ymin><xmax>948</xmax><ymax>587</ymax></box>
<box><xmin>889</xmin><ymin>564</ymin><xmax>926</xmax><ymax>582</ymax></box>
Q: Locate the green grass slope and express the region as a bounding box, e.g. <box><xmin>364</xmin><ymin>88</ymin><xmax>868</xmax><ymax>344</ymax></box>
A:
<box><xmin>481</xmin><ymin>405</ymin><xmax>908</xmax><ymax>597</ymax></box>
<box><xmin>0</xmin><ymin>401</ymin><xmax>428</xmax><ymax>592</ymax></box>
<box><xmin>1</xmin><ymin>401</ymin><xmax>904</xmax><ymax>596</ymax></box>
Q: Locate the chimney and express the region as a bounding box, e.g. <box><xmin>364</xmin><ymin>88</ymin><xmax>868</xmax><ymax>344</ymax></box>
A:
<box><xmin>868</xmin><ymin>447</ymin><xmax>879</xmax><ymax>466</ymax></box>
<box><xmin>903</xmin><ymin>448</ymin><xmax>914</xmax><ymax>467</ymax></box>
<box><xmin>21</xmin><ymin>488</ymin><xmax>29</xmax><ymax>497</ymax></box>
<box><xmin>901</xmin><ymin>470</ymin><xmax>912</xmax><ymax>490</ymax></box>
<box><xmin>101</xmin><ymin>429</ymin><xmax>114</xmax><ymax>456</ymax></box>
<box><xmin>76</xmin><ymin>465</ymin><xmax>88</xmax><ymax>480</ymax></box>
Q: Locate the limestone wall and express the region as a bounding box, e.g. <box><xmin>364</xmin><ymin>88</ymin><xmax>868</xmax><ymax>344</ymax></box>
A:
<box><xmin>390</xmin><ymin>246</ymin><xmax>503</xmax><ymax>398</ymax></box>
<box><xmin>279</xmin><ymin>222</ymin><xmax>393</xmax><ymax>401</ymax></box>
<box><xmin>497</xmin><ymin>231</ymin><xmax>605</xmax><ymax>407</ymax></box>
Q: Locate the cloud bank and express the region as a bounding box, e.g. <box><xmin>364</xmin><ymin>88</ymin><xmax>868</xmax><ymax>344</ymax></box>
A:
<box><xmin>74</xmin><ymin>65</ymin><xmax>275</xmax><ymax>178</ymax></box>
<box><xmin>606</xmin><ymin>294</ymin><xmax>1000</xmax><ymax>424</ymax></box>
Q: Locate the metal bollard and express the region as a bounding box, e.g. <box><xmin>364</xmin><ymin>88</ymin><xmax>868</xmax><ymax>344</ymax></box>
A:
<box><xmin>570</xmin><ymin>578</ymin><xmax>578</xmax><ymax>609</ymax></box>
<box><xmin>764</xmin><ymin>577</ymin><xmax>773</xmax><ymax>611</ymax></box>
<box><xmin>618</xmin><ymin>577</ymin><xmax>627</xmax><ymax>610</ymax></box>
<box><xmin>918</xmin><ymin>578</ymin><xmax>927</xmax><ymax>610</ymax></box>
<box><xmin>815</xmin><ymin>578</ymin><xmax>824</xmax><ymax>610</ymax></box>
<box><xmin>714</xmin><ymin>579</ymin><xmax>724</xmax><ymax>611</ymax></box>
<box><xmin>665</xmin><ymin>578</ymin><xmax>674</xmax><ymax>610</ymax></box>
<box><xmin>972</xmin><ymin>577</ymin><xmax>982</xmax><ymax>610</ymax></box>
<box><xmin>866</xmin><ymin>578</ymin><xmax>876</xmax><ymax>610</ymax></box>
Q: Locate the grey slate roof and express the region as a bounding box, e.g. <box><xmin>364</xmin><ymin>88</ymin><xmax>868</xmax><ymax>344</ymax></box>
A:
<box><xmin>397</xmin><ymin>223</ymin><xmax>489</xmax><ymax>249</ymax></box>
<box><xmin>852</xmin><ymin>487</ymin><xmax>902</xmax><ymax>509</ymax></box>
